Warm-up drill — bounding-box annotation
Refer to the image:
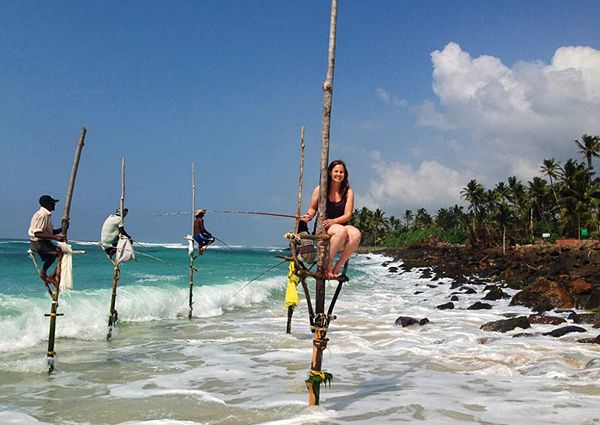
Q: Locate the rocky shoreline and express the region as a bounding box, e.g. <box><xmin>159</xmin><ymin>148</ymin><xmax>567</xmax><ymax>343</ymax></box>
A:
<box><xmin>360</xmin><ymin>241</ymin><xmax>600</xmax><ymax>344</ymax></box>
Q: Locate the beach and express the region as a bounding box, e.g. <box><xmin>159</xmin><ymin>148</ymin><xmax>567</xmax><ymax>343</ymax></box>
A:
<box><xmin>1</xmin><ymin>240</ymin><xmax>599</xmax><ymax>424</ymax></box>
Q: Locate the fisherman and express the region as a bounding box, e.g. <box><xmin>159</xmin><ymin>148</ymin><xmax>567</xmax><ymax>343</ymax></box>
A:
<box><xmin>193</xmin><ymin>209</ymin><xmax>215</xmax><ymax>255</ymax></box>
<box><xmin>28</xmin><ymin>195</ymin><xmax>65</xmax><ymax>287</ymax></box>
<box><xmin>101</xmin><ymin>208</ymin><xmax>132</xmax><ymax>258</ymax></box>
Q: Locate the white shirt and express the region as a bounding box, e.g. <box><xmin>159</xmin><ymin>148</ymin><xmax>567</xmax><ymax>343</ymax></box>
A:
<box><xmin>101</xmin><ymin>214</ymin><xmax>124</xmax><ymax>246</ymax></box>
<box><xmin>28</xmin><ymin>207</ymin><xmax>54</xmax><ymax>241</ymax></box>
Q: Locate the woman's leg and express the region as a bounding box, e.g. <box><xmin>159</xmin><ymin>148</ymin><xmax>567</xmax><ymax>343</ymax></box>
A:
<box><xmin>332</xmin><ymin>225</ymin><xmax>361</xmax><ymax>276</ymax></box>
<box><xmin>326</xmin><ymin>224</ymin><xmax>348</xmax><ymax>278</ymax></box>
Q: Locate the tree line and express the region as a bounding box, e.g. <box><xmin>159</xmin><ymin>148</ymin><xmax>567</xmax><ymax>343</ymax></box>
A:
<box><xmin>351</xmin><ymin>134</ymin><xmax>600</xmax><ymax>250</ymax></box>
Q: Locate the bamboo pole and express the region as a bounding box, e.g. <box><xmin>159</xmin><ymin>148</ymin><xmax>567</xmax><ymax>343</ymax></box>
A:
<box><xmin>287</xmin><ymin>126</ymin><xmax>306</xmax><ymax>333</ymax></box>
<box><xmin>188</xmin><ymin>162</ymin><xmax>196</xmax><ymax>319</ymax></box>
<box><xmin>46</xmin><ymin>126</ymin><xmax>87</xmax><ymax>373</ymax></box>
<box><xmin>307</xmin><ymin>0</ymin><xmax>338</xmax><ymax>406</ymax></box>
<box><xmin>107</xmin><ymin>158</ymin><xmax>125</xmax><ymax>340</ymax></box>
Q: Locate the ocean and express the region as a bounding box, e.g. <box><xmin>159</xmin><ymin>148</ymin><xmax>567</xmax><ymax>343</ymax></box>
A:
<box><xmin>0</xmin><ymin>239</ymin><xmax>599</xmax><ymax>425</ymax></box>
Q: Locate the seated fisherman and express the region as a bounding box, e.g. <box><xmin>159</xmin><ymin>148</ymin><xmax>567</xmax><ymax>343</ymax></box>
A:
<box><xmin>193</xmin><ymin>209</ymin><xmax>215</xmax><ymax>255</ymax></box>
<box><xmin>28</xmin><ymin>195</ymin><xmax>65</xmax><ymax>287</ymax></box>
<box><xmin>101</xmin><ymin>208</ymin><xmax>132</xmax><ymax>258</ymax></box>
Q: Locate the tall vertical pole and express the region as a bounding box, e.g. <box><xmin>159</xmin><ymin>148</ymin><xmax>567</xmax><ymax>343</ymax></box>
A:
<box><xmin>307</xmin><ymin>0</ymin><xmax>338</xmax><ymax>406</ymax></box>
<box><xmin>188</xmin><ymin>162</ymin><xmax>196</xmax><ymax>319</ymax></box>
<box><xmin>295</xmin><ymin>126</ymin><xmax>305</xmax><ymax>235</ymax></box>
<box><xmin>47</xmin><ymin>126</ymin><xmax>87</xmax><ymax>373</ymax></box>
<box><xmin>107</xmin><ymin>158</ymin><xmax>125</xmax><ymax>340</ymax></box>
<box><xmin>287</xmin><ymin>126</ymin><xmax>305</xmax><ymax>334</ymax></box>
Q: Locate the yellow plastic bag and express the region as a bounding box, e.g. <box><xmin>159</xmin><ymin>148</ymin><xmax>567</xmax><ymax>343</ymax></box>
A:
<box><xmin>285</xmin><ymin>261</ymin><xmax>299</xmax><ymax>308</ymax></box>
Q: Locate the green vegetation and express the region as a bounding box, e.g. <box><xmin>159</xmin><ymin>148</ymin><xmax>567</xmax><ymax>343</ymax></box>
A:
<box><xmin>351</xmin><ymin>134</ymin><xmax>600</xmax><ymax>249</ymax></box>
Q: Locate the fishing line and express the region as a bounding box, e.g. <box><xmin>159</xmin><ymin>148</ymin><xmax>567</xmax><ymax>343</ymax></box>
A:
<box><xmin>152</xmin><ymin>209</ymin><xmax>301</xmax><ymax>220</ymax></box>
<box><xmin>229</xmin><ymin>259</ymin><xmax>288</xmax><ymax>300</ymax></box>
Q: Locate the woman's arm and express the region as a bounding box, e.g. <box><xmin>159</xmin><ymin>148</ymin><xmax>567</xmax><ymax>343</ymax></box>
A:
<box><xmin>301</xmin><ymin>186</ymin><xmax>320</xmax><ymax>222</ymax></box>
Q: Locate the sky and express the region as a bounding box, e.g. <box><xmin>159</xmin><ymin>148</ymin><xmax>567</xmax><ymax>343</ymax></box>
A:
<box><xmin>1</xmin><ymin>0</ymin><xmax>600</xmax><ymax>246</ymax></box>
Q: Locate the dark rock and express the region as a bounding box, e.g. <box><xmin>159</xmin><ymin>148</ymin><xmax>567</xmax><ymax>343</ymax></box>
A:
<box><xmin>467</xmin><ymin>302</ymin><xmax>492</xmax><ymax>310</ymax></box>
<box><xmin>450</xmin><ymin>282</ymin><xmax>463</xmax><ymax>290</ymax></box>
<box><xmin>414</xmin><ymin>291</ymin><xmax>423</xmax><ymax>294</ymax></box>
<box><xmin>543</xmin><ymin>325</ymin><xmax>587</xmax><ymax>338</ymax></box>
<box><xmin>575</xmin><ymin>292</ymin><xmax>600</xmax><ymax>310</ymax></box>
<box><xmin>483</xmin><ymin>287</ymin><xmax>506</xmax><ymax>301</ymax></box>
<box><xmin>481</xmin><ymin>316</ymin><xmax>530</xmax><ymax>332</ymax></box>
<box><xmin>512</xmin><ymin>332</ymin><xmax>540</xmax><ymax>338</ymax></box>
<box><xmin>528</xmin><ymin>314</ymin><xmax>567</xmax><ymax>325</ymax></box>
<box><xmin>395</xmin><ymin>316</ymin><xmax>429</xmax><ymax>327</ymax></box>
<box><xmin>437</xmin><ymin>302</ymin><xmax>454</xmax><ymax>310</ymax></box>
<box><xmin>420</xmin><ymin>269</ymin><xmax>432</xmax><ymax>279</ymax></box>
<box><xmin>461</xmin><ymin>287</ymin><xmax>477</xmax><ymax>294</ymax></box>
<box><xmin>568</xmin><ymin>312</ymin><xmax>600</xmax><ymax>324</ymax></box>
<box><xmin>388</xmin><ymin>267</ymin><xmax>398</xmax><ymax>273</ymax></box>
<box><xmin>532</xmin><ymin>301</ymin><xmax>554</xmax><ymax>314</ymax></box>
<box><xmin>511</xmin><ymin>277</ymin><xmax>573</xmax><ymax>310</ymax></box>
<box><xmin>450</xmin><ymin>295</ymin><xmax>459</xmax><ymax>301</ymax></box>
<box><xmin>427</xmin><ymin>284</ymin><xmax>437</xmax><ymax>288</ymax></box>
<box><xmin>381</xmin><ymin>261</ymin><xmax>391</xmax><ymax>267</ymax></box>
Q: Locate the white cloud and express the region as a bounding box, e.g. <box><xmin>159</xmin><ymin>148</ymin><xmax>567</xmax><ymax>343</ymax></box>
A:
<box><xmin>360</xmin><ymin>151</ymin><xmax>466</xmax><ymax>214</ymax></box>
<box><xmin>422</xmin><ymin>42</ymin><xmax>600</xmax><ymax>151</ymax></box>
<box><xmin>364</xmin><ymin>42</ymin><xmax>600</xmax><ymax>212</ymax></box>
<box><xmin>376</xmin><ymin>88</ymin><xmax>408</xmax><ymax>108</ymax></box>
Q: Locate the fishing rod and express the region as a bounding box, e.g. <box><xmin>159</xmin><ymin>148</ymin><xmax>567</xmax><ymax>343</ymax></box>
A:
<box><xmin>213</xmin><ymin>236</ymin><xmax>234</xmax><ymax>250</ymax></box>
<box><xmin>152</xmin><ymin>209</ymin><xmax>301</xmax><ymax>220</ymax></box>
<box><xmin>230</xmin><ymin>259</ymin><xmax>288</xmax><ymax>300</ymax></box>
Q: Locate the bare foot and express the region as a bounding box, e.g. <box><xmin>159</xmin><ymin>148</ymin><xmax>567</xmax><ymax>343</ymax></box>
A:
<box><xmin>325</xmin><ymin>267</ymin><xmax>338</xmax><ymax>280</ymax></box>
<box><xmin>332</xmin><ymin>262</ymin><xmax>343</xmax><ymax>278</ymax></box>
<box><xmin>45</xmin><ymin>275</ymin><xmax>59</xmax><ymax>289</ymax></box>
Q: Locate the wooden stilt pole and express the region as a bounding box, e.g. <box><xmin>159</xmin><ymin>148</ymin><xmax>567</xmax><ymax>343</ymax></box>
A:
<box><xmin>307</xmin><ymin>0</ymin><xmax>338</xmax><ymax>406</ymax></box>
<box><xmin>188</xmin><ymin>162</ymin><xmax>196</xmax><ymax>319</ymax></box>
<box><xmin>287</xmin><ymin>126</ymin><xmax>305</xmax><ymax>334</ymax></box>
<box><xmin>46</xmin><ymin>126</ymin><xmax>87</xmax><ymax>373</ymax></box>
<box><xmin>107</xmin><ymin>158</ymin><xmax>125</xmax><ymax>340</ymax></box>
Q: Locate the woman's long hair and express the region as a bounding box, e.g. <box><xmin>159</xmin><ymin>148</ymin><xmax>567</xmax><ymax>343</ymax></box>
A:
<box><xmin>326</xmin><ymin>159</ymin><xmax>350</xmax><ymax>199</ymax></box>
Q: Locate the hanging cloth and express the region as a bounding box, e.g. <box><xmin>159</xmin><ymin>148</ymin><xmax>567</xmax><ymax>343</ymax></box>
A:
<box><xmin>186</xmin><ymin>235</ymin><xmax>194</xmax><ymax>256</ymax></box>
<box><xmin>285</xmin><ymin>261</ymin><xmax>299</xmax><ymax>308</ymax></box>
<box><xmin>57</xmin><ymin>242</ymin><xmax>74</xmax><ymax>291</ymax></box>
<box><xmin>115</xmin><ymin>235</ymin><xmax>136</xmax><ymax>265</ymax></box>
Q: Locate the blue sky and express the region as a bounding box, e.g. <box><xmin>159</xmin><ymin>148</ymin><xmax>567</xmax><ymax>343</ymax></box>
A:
<box><xmin>1</xmin><ymin>1</ymin><xmax>600</xmax><ymax>246</ymax></box>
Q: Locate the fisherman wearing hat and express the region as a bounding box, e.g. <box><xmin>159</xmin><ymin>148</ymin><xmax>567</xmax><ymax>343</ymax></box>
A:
<box><xmin>193</xmin><ymin>209</ymin><xmax>215</xmax><ymax>255</ymax></box>
<box><xmin>101</xmin><ymin>208</ymin><xmax>132</xmax><ymax>259</ymax></box>
<box><xmin>28</xmin><ymin>195</ymin><xmax>65</xmax><ymax>287</ymax></box>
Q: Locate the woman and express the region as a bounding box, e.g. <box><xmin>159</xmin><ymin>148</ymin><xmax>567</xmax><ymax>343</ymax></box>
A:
<box><xmin>301</xmin><ymin>160</ymin><xmax>361</xmax><ymax>279</ymax></box>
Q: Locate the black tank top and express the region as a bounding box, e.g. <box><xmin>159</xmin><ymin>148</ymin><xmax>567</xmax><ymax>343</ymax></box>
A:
<box><xmin>326</xmin><ymin>195</ymin><xmax>347</xmax><ymax>223</ymax></box>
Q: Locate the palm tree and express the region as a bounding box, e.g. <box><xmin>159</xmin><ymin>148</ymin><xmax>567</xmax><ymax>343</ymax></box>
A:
<box><xmin>403</xmin><ymin>209</ymin><xmax>413</xmax><ymax>230</ymax></box>
<box><xmin>461</xmin><ymin>179</ymin><xmax>485</xmax><ymax>243</ymax></box>
<box><xmin>540</xmin><ymin>158</ymin><xmax>562</xmax><ymax>202</ymax></box>
<box><xmin>414</xmin><ymin>208</ymin><xmax>432</xmax><ymax>228</ymax></box>
<box><xmin>528</xmin><ymin>177</ymin><xmax>551</xmax><ymax>233</ymax></box>
<box><xmin>575</xmin><ymin>134</ymin><xmax>600</xmax><ymax>170</ymax></box>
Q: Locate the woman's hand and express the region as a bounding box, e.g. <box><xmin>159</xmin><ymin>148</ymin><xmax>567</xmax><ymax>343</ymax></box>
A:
<box><xmin>323</xmin><ymin>219</ymin><xmax>336</xmax><ymax>229</ymax></box>
<box><xmin>301</xmin><ymin>213</ymin><xmax>313</xmax><ymax>222</ymax></box>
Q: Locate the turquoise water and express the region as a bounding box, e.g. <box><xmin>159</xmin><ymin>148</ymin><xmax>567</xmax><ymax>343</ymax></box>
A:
<box><xmin>1</xmin><ymin>240</ymin><xmax>599</xmax><ymax>425</ymax></box>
